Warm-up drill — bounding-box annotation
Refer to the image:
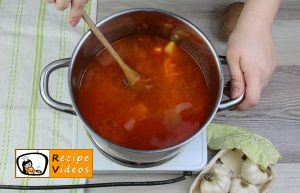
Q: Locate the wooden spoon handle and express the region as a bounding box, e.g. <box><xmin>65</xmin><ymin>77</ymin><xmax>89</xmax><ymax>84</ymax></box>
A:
<box><xmin>82</xmin><ymin>11</ymin><xmax>140</xmax><ymax>86</ymax></box>
<box><xmin>82</xmin><ymin>11</ymin><xmax>128</xmax><ymax>70</ymax></box>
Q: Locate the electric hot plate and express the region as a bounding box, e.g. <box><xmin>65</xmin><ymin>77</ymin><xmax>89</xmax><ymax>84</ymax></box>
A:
<box><xmin>72</xmin><ymin>120</ymin><xmax>207</xmax><ymax>174</ymax></box>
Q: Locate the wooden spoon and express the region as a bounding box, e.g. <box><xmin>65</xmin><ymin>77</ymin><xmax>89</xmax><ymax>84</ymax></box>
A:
<box><xmin>82</xmin><ymin>11</ymin><xmax>140</xmax><ymax>86</ymax></box>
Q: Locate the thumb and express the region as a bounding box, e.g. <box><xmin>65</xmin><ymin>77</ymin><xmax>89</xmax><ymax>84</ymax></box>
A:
<box><xmin>227</xmin><ymin>55</ymin><xmax>245</xmax><ymax>99</ymax></box>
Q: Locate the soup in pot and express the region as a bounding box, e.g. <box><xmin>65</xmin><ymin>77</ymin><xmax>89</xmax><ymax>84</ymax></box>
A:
<box><xmin>76</xmin><ymin>35</ymin><xmax>211</xmax><ymax>150</ymax></box>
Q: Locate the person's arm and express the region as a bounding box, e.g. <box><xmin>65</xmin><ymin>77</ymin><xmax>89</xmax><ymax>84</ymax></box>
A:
<box><xmin>238</xmin><ymin>0</ymin><xmax>280</xmax><ymax>30</ymax></box>
<box><xmin>227</xmin><ymin>0</ymin><xmax>280</xmax><ymax>110</ymax></box>
<box><xmin>47</xmin><ymin>0</ymin><xmax>89</xmax><ymax>26</ymax></box>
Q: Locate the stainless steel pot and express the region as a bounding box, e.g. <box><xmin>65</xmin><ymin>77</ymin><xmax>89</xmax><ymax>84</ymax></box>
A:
<box><xmin>40</xmin><ymin>8</ymin><xmax>244</xmax><ymax>168</ymax></box>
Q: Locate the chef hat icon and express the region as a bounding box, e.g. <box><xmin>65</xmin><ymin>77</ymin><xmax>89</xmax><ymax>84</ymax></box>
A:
<box><xmin>22</xmin><ymin>156</ymin><xmax>29</xmax><ymax>161</ymax></box>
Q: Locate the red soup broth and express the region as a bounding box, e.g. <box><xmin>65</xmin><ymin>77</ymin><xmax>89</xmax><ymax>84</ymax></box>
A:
<box><xmin>76</xmin><ymin>35</ymin><xmax>211</xmax><ymax>150</ymax></box>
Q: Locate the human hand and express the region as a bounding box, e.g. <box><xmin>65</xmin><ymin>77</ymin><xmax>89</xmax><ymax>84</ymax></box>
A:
<box><xmin>47</xmin><ymin>0</ymin><xmax>89</xmax><ymax>26</ymax></box>
<box><xmin>226</xmin><ymin>25</ymin><xmax>277</xmax><ymax>110</ymax></box>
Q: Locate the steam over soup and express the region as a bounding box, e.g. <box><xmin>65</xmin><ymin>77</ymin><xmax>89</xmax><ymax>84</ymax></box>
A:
<box><xmin>76</xmin><ymin>35</ymin><xmax>211</xmax><ymax>150</ymax></box>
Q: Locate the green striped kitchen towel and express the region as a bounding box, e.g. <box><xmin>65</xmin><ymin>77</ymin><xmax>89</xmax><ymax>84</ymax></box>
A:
<box><xmin>0</xmin><ymin>0</ymin><xmax>97</xmax><ymax>192</ymax></box>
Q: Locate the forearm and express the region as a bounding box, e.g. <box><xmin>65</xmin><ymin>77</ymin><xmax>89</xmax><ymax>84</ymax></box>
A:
<box><xmin>236</xmin><ymin>0</ymin><xmax>280</xmax><ymax>31</ymax></box>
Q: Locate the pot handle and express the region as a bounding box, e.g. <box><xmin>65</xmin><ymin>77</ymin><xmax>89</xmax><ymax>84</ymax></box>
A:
<box><xmin>218</xmin><ymin>55</ymin><xmax>245</xmax><ymax>111</ymax></box>
<box><xmin>40</xmin><ymin>58</ymin><xmax>76</xmax><ymax>115</ymax></box>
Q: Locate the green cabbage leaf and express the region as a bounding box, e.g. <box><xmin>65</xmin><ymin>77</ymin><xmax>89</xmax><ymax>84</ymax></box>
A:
<box><xmin>207</xmin><ymin>123</ymin><xmax>282</xmax><ymax>170</ymax></box>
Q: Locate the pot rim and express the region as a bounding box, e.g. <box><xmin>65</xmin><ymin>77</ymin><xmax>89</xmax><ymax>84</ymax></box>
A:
<box><xmin>68</xmin><ymin>8</ymin><xmax>224</xmax><ymax>154</ymax></box>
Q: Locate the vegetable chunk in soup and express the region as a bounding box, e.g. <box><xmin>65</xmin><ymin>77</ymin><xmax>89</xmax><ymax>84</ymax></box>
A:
<box><xmin>77</xmin><ymin>35</ymin><xmax>211</xmax><ymax>150</ymax></box>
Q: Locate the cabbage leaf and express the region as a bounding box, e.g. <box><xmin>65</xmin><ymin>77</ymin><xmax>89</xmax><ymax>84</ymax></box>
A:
<box><xmin>207</xmin><ymin>123</ymin><xmax>282</xmax><ymax>170</ymax></box>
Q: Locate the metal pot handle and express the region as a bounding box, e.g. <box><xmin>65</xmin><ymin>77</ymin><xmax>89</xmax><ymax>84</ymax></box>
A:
<box><xmin>40</xmin><ymin>58</ymin><xmax>76</xmax><ymax>115</ymax></box>
<box><xmin>218</xmin><ymin>55</ymin><xmax>245</xmax><ymax>111</ymax></box>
